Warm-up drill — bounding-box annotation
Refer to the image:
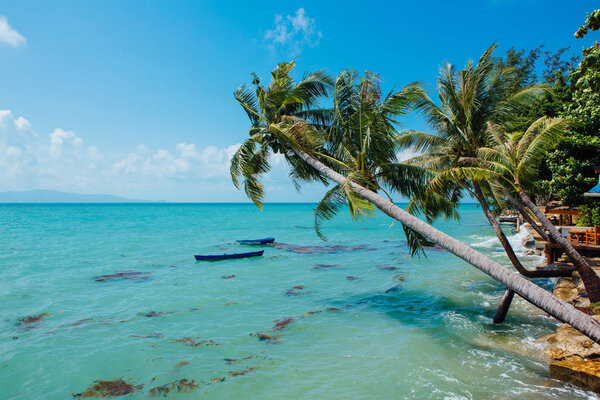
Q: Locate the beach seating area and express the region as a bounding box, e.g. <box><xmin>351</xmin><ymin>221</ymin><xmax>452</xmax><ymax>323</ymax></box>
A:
<box><xmin>569</xmin><ymin>226</ymin><xmax>600</xmax><ymax>246</ymax></box>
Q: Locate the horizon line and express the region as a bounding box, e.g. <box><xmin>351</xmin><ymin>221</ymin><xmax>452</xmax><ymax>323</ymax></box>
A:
<box><xmin>0</xmin><ymin>201</ymin><xmax>480</xmax><ymax>205</ymax></box>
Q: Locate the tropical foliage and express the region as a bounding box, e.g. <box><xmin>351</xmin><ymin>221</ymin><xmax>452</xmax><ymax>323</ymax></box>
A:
<box><xmin>577</xmin><ymin>204</ymin><xmax>600</xmax><ymax>227</ymax></box>
<box><xmin>542</xmin><ymin>43</ymin><xmax>600</xmax><ymax>204</ymax></box>
<box><xmin>575</xmin><ymin>9</ymin><xmax>600</xmax><ymax>38</ymax></box>
<box><xmin>480</xmin><ymin>117</ymin><xmax>568</xmax><ymax>192</ymax></box>
<box><xmin>231</xmin><ymin>58</ymin><xmax>600</xmax><ymax>342</ymax></box>
<box><xmin>230</xmin><ymin>61</ymin><xmax>334</xmax><ymax>208</ymax></box>
<box><xmin>232</xmin><ymin>62</ymin><xmax>456</xmax><ymax>252</ymax></box>
<box><xmin>397</xmin><ymin>44</ymin><xmax>555</xmax><ymax>277</ymax></box>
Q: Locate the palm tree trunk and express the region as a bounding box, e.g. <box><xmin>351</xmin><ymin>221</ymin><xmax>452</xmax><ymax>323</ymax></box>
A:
<box><xmin>472</xmin><ymin>181</ymin><xmax>563</xmax><ymax>278</ymax></box>
<box><xmin>493</xmin><ymin>289</ymin><xmax>515</xmax><ymax>324</ymax></box>
<box><xmin>519</xmin><ymin>205</ymin><xmax>549</xmax><ymax>241</ymax></box>
<box><xmin>293</xmin><ymin>149</ymin><xmax>600</xmax><ymax>342</ymax></box>
<box><xmin>517</xmin><ymin>190</ymin><xmax>600</xmax><ymax>303</ymax></box>
<box><xmin>504</xmin><ymin>192</ymin><xmax>549</xmax><ymax>241</ymax></box>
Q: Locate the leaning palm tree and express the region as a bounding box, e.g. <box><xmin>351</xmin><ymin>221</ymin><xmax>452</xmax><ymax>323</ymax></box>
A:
<box><xmin>230</xmin><ymin>61</ymin><xmax>335</xmax><ymax>207</ymax></box>
<box><xmin>231</xmin><ymin>62</ymin><xmax>600</xmax><ymax>342</ymax></box>
<box><xmin>400</xmin><ymin>43</ymin><xmax>560</xmax><ymax>279</ymax></box>
<box><xmin>480</xmin><ymin>116</ymin><xmax>600</xmax><ymax>302</ymax></box>
<box><xmin>314</xmin><ymin>69</ymin><xmax>456</xmax><ymax>250</ymax></box>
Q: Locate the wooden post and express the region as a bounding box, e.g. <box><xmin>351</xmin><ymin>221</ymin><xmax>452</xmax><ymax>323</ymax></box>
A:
<box><xmin>493</xmin><ymin>289</ymin><xmax>515</xmax><ymax>324</ymax></box>
<box><xmin>545</xmin><ymin>241</ymin><xmax>551</xmax><ymax>265</ymax></box>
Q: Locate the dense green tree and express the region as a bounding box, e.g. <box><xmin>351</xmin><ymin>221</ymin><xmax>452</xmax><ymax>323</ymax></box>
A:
<box><xmin>491</xmin><ymin>35</ymin><xmax>599</xmax><ymax>205</ymax></box>
<box><xmin>541</xmin><ymin>43</ymin><xmax>600</xmax><ymax>204</ymax></box>
<box><xmin>575</xmin><ymin>9</ymin><xmax>600</xmax><ymax>38</ymax></box>
<box><xmin>577</xmin><ymin>204</ymin><xmax>600</xmax><ymax>226</ymax></box>
<box><xmin>537</xmin><ymin>10</ymin><xmax>600</xmax><ymax>204</ymax></box>
<box><xmin>493</xmin><ymin>45</ymin><xmax>578</xmax><ymax>138</ymax></box>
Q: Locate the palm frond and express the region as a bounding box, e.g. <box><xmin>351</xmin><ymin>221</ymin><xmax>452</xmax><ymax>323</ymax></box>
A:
<box><xmin>402</xmin><ymin>224</ymin><xmax>435</xmax><ymax>257</ymax></box>
<box><xmin>313</xmin><ymin>184</ymin><xmax>345</xmax><ymax>240</ymax></box>
<box><xmin>234</xmin><ymin>86</ymin><xmax>262</xmax><ymax>126</ymax></box>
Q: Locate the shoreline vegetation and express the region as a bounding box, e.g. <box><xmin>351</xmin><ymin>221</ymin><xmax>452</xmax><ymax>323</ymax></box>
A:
<box><xmin>231</xmin><ymin>8</ymin><xmax>600</xmax><ymax>392</ymax></box>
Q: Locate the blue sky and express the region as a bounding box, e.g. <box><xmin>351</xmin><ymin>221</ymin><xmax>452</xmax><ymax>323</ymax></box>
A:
<box><xmin>0</xmin><ymin>0</ymin><xmax>598</xmax><ymax>201</ymax></box>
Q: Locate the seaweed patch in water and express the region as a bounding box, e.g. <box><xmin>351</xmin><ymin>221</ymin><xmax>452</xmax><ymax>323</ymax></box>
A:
<box><xmin>148</xmin><ymin>378</ymin><xmax>199</xmax><ymax>397</ymax></box>
<box><xmin>303</xmin><ymin>306</ymin><xmax>341</xmax><ymax>317</ymax></box>
<box><xmin>384</xmin><ymin>285</ymin><xmax>402</xmax><ymax>293</ymax></box>
<box><xmin>17</xmin><ymin>312</ymin><xmax>52</xmax><ymax>324</ymax></box>
<box><xmin>138</xmin><ymin>310</ymin><xmax>180</xmax><ymax>318</ymax></box>
<box><xmin>174</xmin><ymin>360</ymin><xmax>190</xmax><ymax>368</ymax></box>
<box><xmin>130</xmin><ymin>333</ymin><xmax>163</xmax><ymax>338</ymax></box>
<box><xmin>310</xmin><ymin>264</ymin><xmax>341</xmax><ymax>270</ymax></box>
<box><xmin>94</xmin><ymin>270</ymin><xmax>151</xmax><ymax>282</ymax></box>
<box><xmin>376</xmin><ymin>264</ymin><xmax>399</xmax><ymax>271</ymax></box>
<box><xmin>272</xmin><ymin>243</ymin><xmax>375</xmax><ymax>254</ymax></box>
<box><xmin>73</xmin><ymin>378</ymin><xmax>142</xmax><ymax>398</ymax></box>
<box><xmin>250</xmin><ymin>333</ymin><xmax>280</xmax><ymax>343</ymax></box>
<box><xmin>223</xmin><ymin>355</ymin><xmax>254</xmax><ymax>365</ymax></box>
<box><xmin>273</xmin><ymin>317</ymin><xmax>294</xmax><ymax>330</ymax></box>
<box><xmin>285</xmin><ymin>285</ymin><xmax>312</xmax><ymax>296</ymax></box>
<box><xmin>229</xmin><ymin>367</ymin><xmax>257</xmax><ymax>377</ymax></box>
<box><xmin>304</xmin><ymin>310</ymin><xmax>323</xmax><ymax>316</ymax></box>
<box><xmin>171</xmin><ymin>337</ymin><xmax>220</xmax><ymax>347</ymax></box>
<box><xmin>346</xmin><ymin>276</ymin><xmax>360</xmax><ymax>280</ymax></box>
<box><xmin>69</xmin><ymin>318</ymin><xmax>94</xmax><ymax>326</ymax></box>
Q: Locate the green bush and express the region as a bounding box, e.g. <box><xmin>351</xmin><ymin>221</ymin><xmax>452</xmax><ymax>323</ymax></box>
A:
<box><xmin>577</xmin><ymin>204</ymin><xmax>600</xmax><ymax>226</ymax></box>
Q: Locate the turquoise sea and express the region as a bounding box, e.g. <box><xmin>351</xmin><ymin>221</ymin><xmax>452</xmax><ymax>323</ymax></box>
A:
<box><xmin>1</xmin><ymin>203</ymin><xmax>597</xmax><ymax>399</ymax></box>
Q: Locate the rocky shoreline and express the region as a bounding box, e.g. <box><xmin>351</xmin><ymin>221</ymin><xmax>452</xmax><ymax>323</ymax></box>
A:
<box><xmin>520</xmin><ymin>223</ymin><xmax>600</xmax><ymax>393</ymax></box>
<box><xmin>538</xmin><ymin>273</ymin><xmax>600</xmax><ymax>393</ymax></box>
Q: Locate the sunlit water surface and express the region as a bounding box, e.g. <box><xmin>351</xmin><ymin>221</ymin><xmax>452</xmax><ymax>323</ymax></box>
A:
<box><xmin>1</xmin><ymin>203</ymin><xmax>596</xmax><ymax>399</ymax></box>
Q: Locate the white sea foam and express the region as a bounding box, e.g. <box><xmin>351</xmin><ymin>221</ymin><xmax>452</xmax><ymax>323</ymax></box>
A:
<box><xmin>507</xmin><ymin>224</ymin><xmax>533</xmax><ymax>253</ymax></box>
<box><xmin>470</xmin><ymin>235</ymin><xmax>500</xmax><ymax>249</ymax></box>
<box><xmin>470</xmin><ymin>225</ymin><xmax>542</xmax><ymax>261</ymax></box>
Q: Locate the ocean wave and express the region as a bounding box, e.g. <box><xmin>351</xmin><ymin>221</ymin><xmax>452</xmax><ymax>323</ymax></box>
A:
<box><xmin>470</xmin><ymin>225</ymin><xmax>537</xmax><ymax>256</ymax></box>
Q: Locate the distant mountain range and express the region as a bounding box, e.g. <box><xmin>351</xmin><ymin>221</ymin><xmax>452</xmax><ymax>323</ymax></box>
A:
<box><xmin>0</xmin><ymin>190</ymin><xmax>155</xmax><ymax>203</ymax></box>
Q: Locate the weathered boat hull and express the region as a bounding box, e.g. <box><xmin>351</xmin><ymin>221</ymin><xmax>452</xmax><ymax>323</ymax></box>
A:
<box><xmin>236</xmin><ymin>237</ymin><xmax>275</xmax><ymax>245</ymax></box>
<box><xmin>194</xmin><ymin>250</ymin><xmax>264</xmax><ymax>261</ymax></box>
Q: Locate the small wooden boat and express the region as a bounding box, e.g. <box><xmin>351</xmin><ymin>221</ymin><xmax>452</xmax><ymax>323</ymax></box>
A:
<box><xmin>236</xmin><ymin>237</ymin><xmax>275</xmax><ymax>245</ymax></box>
<box><xmin>194</xmin><ymin>250</ymin><xmax>264</xmax><ymax>261</ymax></box>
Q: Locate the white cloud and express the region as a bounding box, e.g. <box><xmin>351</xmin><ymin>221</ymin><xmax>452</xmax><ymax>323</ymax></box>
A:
<box><xmin>265</xmin><ymin>15</ymin><xmax>291</xmax><ymax>45</ymax></box>
<box><xmin>49</xmin><ymin>128</ymin><xmax>82</xmax><ymax>158</ymax></box>
<box><xmin>264</xmin><ymin>8</ymin><xmax>321</xmax><ymax>56</ymax></box>
<box><xmin>0</xmin><ymin>16</ymin><xmax>25</xmax><ymax>47</ymax></box>
<box><xmin>0</xmin><ymin>110</ymin><xmax>15</xmax><ymax>126</ymax></box>
<box><xmin>0</xmin><ymin>110</ymin><xmax>311</xmax><ymax>201</ymax></box>
<box><xmin>14</xmin><ymin>116</ymin><xmax>31</xmax><ymax>130</ymax></box>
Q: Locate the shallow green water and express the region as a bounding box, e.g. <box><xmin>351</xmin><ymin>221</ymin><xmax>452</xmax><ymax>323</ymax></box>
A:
<box><xmin>0</xmin><ymin>203</ymin><xmax>596</xmax><ymax>399</ymax></box>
